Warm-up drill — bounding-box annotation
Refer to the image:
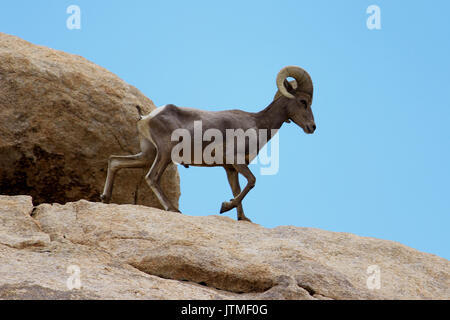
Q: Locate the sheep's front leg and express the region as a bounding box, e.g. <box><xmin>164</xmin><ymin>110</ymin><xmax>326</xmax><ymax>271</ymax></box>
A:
<box><xmin>224</xmin><ymin>166</ymin><xmax>252</xmax><ymax>222</ymax></box>
<box><xmin>101</xmin><ymin>153</ymin><xmax>149</xmax><ymax>203</ymax></box>
<box><xmin>220</xmin><ymin>164</ymin><xmax>255</xmax><ymax>218</ymax></box>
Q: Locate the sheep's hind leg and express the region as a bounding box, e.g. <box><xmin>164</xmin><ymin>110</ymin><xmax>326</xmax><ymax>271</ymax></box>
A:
<box><xmin>224</xmin><ymin>166</ymin><xmax>252</xmax><ymax>222</ymax></box>
<box><xmin>145</xmin><ymin>153</ymin><xmax>180</xmax><ymax>213</ymax></box>
<box><xmin>220</xmin><ymin>164</ymin><xmax>255</xmax><ymax>219</ymax></box>
<box><xmin>101</xmin><ymin>153</ymin><xmax>149</xmax><ymax>203</ymax></box>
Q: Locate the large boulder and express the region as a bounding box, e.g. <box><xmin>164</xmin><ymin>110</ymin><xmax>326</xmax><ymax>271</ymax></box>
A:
<box><xmin>0</xmin><ymin>32</ymin><xmax>179</xmax><ymax>208</ymax></box>
<box><xmin>1</xmin><ymin>195</ymin><xmax>447</xmax><ymax>300</ymax></box>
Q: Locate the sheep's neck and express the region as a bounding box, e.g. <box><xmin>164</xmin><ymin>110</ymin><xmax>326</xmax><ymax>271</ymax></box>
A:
<box><xmin>255</xmin><ymin>98</ymin><xmax>289</xmax><ymax>134</ymax></box>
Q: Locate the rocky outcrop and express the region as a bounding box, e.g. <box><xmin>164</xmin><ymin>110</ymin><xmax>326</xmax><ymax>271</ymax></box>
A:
<box><xmin>1</xmin><ymin>195</ymin><xmax>448</xmax><ymax>300</ymax></box>
<box><xmin>0</xmin><ymin>32</ymin><xmax>179</xmax><ymax>208</ymax></box>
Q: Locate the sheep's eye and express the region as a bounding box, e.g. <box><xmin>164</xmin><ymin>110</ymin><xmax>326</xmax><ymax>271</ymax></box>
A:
<box><xmin>300</xmin><ymin>100</ymin><xmax>307</xmax><ymax>109</ymax></box>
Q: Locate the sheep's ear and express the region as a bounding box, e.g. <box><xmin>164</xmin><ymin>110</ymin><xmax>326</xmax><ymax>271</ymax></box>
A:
<box><xmin>283</xmin><ymin>79</ymin><xmax>295</xmax><ymax>95</ymax></box>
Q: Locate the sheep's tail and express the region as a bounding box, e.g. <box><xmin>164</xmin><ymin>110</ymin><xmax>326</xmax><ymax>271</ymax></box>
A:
<box><xmin>136</xmin><ymin>108</ymin><xmax>153</xmax><ymax>143</ymax></box>
<box><xmin>136</xmin><ymin>105</ymin><xmax>144</xmax><ymax>120</ymax></box>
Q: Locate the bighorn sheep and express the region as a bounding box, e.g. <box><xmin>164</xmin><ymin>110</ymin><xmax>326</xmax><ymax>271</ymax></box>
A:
<box><xmin>101</xmin><ymin>66</ymin><xmax>316</xmax><ymax>222</ymax></box>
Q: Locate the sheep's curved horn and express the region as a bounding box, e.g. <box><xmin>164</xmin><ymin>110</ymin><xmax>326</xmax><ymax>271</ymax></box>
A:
<box><xmin>275</xmin><ymin>66</ymin><xmax>314</xmax><ymax>100</ymax></box>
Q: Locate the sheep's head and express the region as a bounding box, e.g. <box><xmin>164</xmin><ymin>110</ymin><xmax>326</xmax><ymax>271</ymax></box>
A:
<box><xmin>275</xmin><ymin>66</ymin><xmax>316</xmax><ymax>134</ymax></box>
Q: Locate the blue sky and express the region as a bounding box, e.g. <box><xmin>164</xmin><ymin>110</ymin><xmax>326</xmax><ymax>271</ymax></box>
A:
<box><xmin>1</xmin><ymin>1</ymin><xmax>449</xmax><ymax>259</ymax></box>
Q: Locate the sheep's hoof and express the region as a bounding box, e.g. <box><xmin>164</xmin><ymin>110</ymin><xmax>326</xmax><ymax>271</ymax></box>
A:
<box><xmin>220</xmin><ymin>200</ymin><xmax>235</xmax><ymax>214</ymax></box>
<box><xmin>238</xmin><ymin>216</ymin><xmax>252</xmax><ymax>223</ymax></box>
<box><xmin>100</xmin><ymin>194</ymin><xmax>110</xmax><ymax>204</ymax></box>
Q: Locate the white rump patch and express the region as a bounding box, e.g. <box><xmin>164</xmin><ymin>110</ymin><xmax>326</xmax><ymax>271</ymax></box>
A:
<box><xmin>142</xmin><ymin>105</ymin><xmax>167</xmax><ymax>120</ymax></box>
